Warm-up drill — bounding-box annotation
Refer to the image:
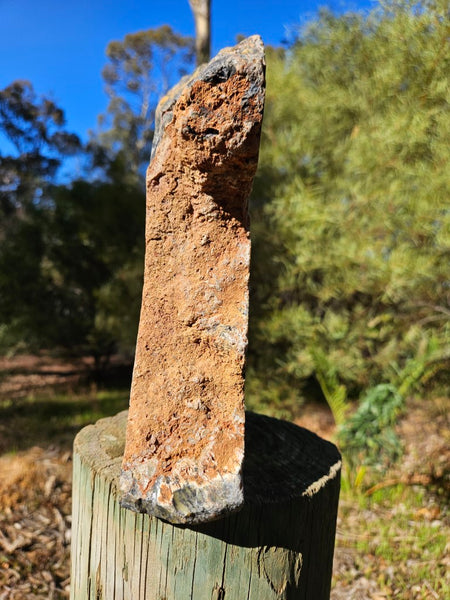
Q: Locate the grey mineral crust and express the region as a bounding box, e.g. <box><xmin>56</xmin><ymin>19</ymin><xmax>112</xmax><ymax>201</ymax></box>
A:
<box><xmin>120</xmin><ymin>470</ymin><xmax>244</xmax><ymax>525</ymax></box>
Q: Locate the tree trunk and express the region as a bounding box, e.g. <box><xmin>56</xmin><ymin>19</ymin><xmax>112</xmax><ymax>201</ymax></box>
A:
<box><xmin>189</xmin><ymin>0</ymin><xmax>211</xmax><ymax>65</ymax></box>
<box><xmin>70</xmin><ymin>410</ymin><xmax>341</xmax><ymax>599</ymax></box>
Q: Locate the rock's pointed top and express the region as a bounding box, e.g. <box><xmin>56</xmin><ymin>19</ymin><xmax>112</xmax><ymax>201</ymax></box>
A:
<box><xmin>151</xmin><ymin>35</ymin><xmax>265</xmax><ymax>160</ymax></box>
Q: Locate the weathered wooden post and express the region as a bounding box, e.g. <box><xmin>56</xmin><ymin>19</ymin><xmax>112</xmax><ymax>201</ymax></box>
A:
<box><xmin>71</xmin><ymin>36</ymin><xmax>341</xmax><ymax>599</ymax></box>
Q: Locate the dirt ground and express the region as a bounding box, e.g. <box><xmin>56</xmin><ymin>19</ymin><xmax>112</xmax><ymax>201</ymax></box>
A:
<box><xmin>0</xmin><ymin>355</ymin><xmax>448</xmax><ymax>599</ymax></box>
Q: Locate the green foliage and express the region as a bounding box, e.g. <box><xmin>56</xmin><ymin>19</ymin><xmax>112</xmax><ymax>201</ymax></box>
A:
<box><xmin>339</xmin><ymin>383</ymin><xmax>404</xmax><ymax>469</ymax></box>
<box><xmin>248</xmin><ymin>0</ymin><xmax>450</xmax><ymax>417</ymax></box>
<box><xmin>0</xmin><ymin>155</ymin><xmax>145</xmax><ymax>361</ymax></box>
<box><xmin>311</xmin><ymin>348</ymin><xmax>350</xmax><ymax>426</ymax></box>
<box><xmin>337</xmin><ymin>334</ymin><xmax>444</xmax><ymax>470</ymax></box>
<box><xmin>47</xmin><ymin>170</ymin><xmax>145</xmax><ymax>359</ymax></box>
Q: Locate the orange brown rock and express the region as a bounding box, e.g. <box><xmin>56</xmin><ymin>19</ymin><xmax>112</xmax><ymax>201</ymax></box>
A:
<box><xmin>120</xmin><ymin>36</ymin><xmax>265</xmax><ymax>524</ymax></box>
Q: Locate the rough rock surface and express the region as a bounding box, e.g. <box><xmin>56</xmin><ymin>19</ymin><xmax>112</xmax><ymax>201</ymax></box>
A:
<box><xmin>120</xmin><ymin>36</ymin><xmax>265</xmax><ymax>524</ymax></box>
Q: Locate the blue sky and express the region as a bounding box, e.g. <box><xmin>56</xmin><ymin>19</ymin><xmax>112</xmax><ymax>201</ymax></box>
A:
<box><xmin>0</xmin><ymin>0</ymin><xmax>374</xmax><ymax>142</ymax></box>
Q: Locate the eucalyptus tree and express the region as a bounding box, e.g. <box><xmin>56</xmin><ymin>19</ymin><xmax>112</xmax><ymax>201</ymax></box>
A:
<box><xmin>96</xmin><ymin>25</ymin><xmax>195</xmax><ymax>182</ymax></box>
<box><xmin>0</xmin><ymin>80</ymin><xmax>80</xmax><ymax>223</ymax></box>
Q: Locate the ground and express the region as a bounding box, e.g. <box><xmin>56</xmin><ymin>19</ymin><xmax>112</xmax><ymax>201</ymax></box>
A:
<box><xmin>0</xmin><ymin>354</ymin><xmax>448</xmax><ymax>599</ymax></box>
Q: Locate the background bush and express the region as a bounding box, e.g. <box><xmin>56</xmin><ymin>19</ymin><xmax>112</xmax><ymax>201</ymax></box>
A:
<box><xmin>246</xmin><ymin>0</ymin><xmax>449</xmax><ymax>416</ymax></box>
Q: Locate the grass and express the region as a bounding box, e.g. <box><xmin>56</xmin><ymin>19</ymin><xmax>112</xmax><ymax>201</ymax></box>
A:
<box><xmin>0</xmin><ymin>387</ymin><xmax>129</xmax><ymax>454</ymax></box>
<box><xmin>332</xmin><ymin>394</ymin><xmax>449</xmax><ymax>599</ymax></box>
<box><xmin>335</xmin><ymin>483</ymin><xmax>449</xmax><ymax>599</ymax></box>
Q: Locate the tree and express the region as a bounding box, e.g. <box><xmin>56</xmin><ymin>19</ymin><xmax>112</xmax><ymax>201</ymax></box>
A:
<box><xmin>0</xmin><ymin>81</ymin><xmax>81</xmax><ymax>353</ymax></box>
<box><xmin>0</xmin><ymin>82</ymin><xmax>145</xmax><ymax>365</ymax></box>
<box><xmin>247</xmin><ymin>0</ymin><xmax>449</xmax><ymax>412</ymax></box>
<box><xmin>41</xmin><ymin>167</ymin><xmax>145</xmax><ymax>366</ymax></box>
<box><xmin>0</xmin><ymin>164</ymin><xmax>145</xmax><ymax>363</ymax></box>
<box><xmin>96</xmin><ymin>25</ymin><xmax>195</xmax><ymax>182</ymax></box>
<box><xmin>0</xmin><ymin>80</ymin><xmax>80</xmax><ymax>223</ymax></box>
<box><xmin>189</xmin><ymin>0</ymin><xmax>211</xmax><ymax>65</ymax></box>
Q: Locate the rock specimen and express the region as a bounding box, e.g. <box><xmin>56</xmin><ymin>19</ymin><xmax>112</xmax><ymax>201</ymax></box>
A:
<box><xmin>120</xmin><ymin>36</ymin><xmax>265</xmax><ymax>524</ymax></box>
